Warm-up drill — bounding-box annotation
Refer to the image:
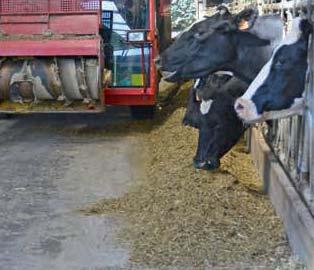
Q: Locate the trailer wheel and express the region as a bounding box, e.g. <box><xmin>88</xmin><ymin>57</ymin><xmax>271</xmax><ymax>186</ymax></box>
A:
<box><xmin>130</xmin><ymin>105</ymin><xmax>155</xmax><ymax>120</ymax></box>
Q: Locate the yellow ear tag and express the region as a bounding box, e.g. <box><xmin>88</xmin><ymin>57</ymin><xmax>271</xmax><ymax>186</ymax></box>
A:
<box><xmin>238</xmin><ymin>19</ymin><xmax>249</xmax><ymax>30</ymax></box>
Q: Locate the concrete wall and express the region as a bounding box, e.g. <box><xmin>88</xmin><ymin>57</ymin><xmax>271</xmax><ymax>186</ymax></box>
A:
<box><xmin>249</xmin><ymin>128</ymin><xmax>314</xmax><ymax>269</ymax></box>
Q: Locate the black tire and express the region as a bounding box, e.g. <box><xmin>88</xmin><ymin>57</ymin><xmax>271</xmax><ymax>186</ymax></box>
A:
<box><xmin>130</xmin><ymin>105</ymin><xmax>155</xmax><ymax>120</ymax></box>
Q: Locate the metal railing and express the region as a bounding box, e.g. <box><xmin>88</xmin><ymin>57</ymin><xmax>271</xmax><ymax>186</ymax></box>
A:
<box><xmin>259</xmin><ymin>0</ymin><xmax>314</xmax><ymax>215</ymax></box>
<box><xmin>193</xmin><ymin>0</ymin><xmax>314</xmax><ymax>213</ymax></box>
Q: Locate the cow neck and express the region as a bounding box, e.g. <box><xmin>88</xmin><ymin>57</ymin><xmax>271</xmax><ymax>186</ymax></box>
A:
<box><xmin>231</xmin><ymin>44</ymin><xmax>274</xmax><ymax>84</ymax></box>
<box><xmin>221</xmin><ymin>61</ymin><xmax>254</xmax><ymax>84</ymax></box>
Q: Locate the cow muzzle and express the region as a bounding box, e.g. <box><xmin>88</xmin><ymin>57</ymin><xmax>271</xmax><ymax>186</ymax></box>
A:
<box><xmin>161</xmin><ymin>70</ymin><xmax>177</xmax><ymax>81</ymax></box>
<box><xmin>193</xmin><ymin>158</ymin><xmax>220</xmax><ymax>171</ymax></box>
<box><xmin>234</xmin><ymin>98</ymin><xmax>262</xmax><ymax>123</ymax></box>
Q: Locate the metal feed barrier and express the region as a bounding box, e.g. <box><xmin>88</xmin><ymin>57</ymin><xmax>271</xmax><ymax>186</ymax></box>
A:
<box><xmin>255</xmin><ymin>0</ymin><xmax>314</xmax><ymax>215</ymax></box>
<box><xmin>194</xmin><ymin>0</ymin><xmax>314</xmax><ymax>214</ymax></box>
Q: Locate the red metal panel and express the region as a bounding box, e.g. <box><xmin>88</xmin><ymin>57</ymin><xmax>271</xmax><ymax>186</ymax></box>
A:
<box><xmin>105</xmin><ymin>88</ymin><xmax>156</xmax><ymax>105</ymax></box>
<box><xmin>0</xmin><ymin>15</ymin><xmax>49</xmax><ymax>23</ymax></box>
<box><xmin>0</xmin><ymin>0</ymin><xmax>48</xmax><ymax>14</ymax></box>
<box><xmin>1</xmin><ymin>24</ymin><xmax>47</xmax><ymax>34</ymax></box>
<box><xmin>49</xmin><ymin>14</ymin><xmax>99</xmax><ymax>35</ymax></box>
<box><xmin>0</xmin><ymin>0</ymin><xmax>101</xmax><ymax>35</ymax></box>
<box><xmin>148</xmin><ymin>0</ymin><xmax>158</xmax><ymax>99</ymax></box>
<box><xmin>48</xmin><ymin>0</ymin><xmax>100</xmax><ymax>13</ymax></box>
<box><xmin>0</xmin><ymin>38</ymin><xmax>100</xmax><ymax>56</ymax></box>
<box><xmin>0</xmin><ymin>0</ymin><xmax>100</xmax><ymax>14</ymax></box>
<box><xmin>0</xmin><ymin>14</ymin><xmax>49</xmax><ymax>34</ymax></box>
<box><xmin>0</xmin><ymin>14</ymin><xmax>98</xmax><ymax>35</ymax></box>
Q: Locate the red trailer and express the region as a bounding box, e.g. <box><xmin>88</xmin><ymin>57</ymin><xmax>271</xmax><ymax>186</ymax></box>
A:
<box><xmin>0</xmin><ymin>0</ymin><xmax>171</xmax><ymax>115</ymax></box>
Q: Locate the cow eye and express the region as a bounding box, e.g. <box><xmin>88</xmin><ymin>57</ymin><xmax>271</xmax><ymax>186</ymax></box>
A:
<box><xmin>274</xmin><ymin>60</ymin><xmax>284</xmax><ymax>68</ymax></box>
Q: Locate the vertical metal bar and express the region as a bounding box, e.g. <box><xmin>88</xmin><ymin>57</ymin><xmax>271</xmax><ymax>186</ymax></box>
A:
<box><xmin>308</xmin><ymin>32</ymin><xmax>314</xmax><ymax>198</ymax></box>
<box><xmin>48</xmin><ymin>0</ymin><xmax>51</xmax><ymax>30</ymax></box>
<box><xmin>140</xmin><ymin>44</ymin><xmax>147</xmax><ymax>92</ymax></box>
<box><xmin>99</xmin><ymin>0</ymin><xmax>102</xmax><ymax>26</ymax></box>
<box><xmin>301</xmin><ymin>0</ymin><xmax>314</xmax><ymax>206</ymax></box>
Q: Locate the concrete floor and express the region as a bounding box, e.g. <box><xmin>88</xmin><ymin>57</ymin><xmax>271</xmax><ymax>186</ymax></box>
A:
<box><xmin>0</xmin><ymin>108</ymin><xmax>143</xmax><ymax>270</ymax></box>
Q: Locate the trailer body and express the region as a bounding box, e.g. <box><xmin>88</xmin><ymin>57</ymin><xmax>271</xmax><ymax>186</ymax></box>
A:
<box><xmin>0</xmin><ymin>0</ymin><xmax>171</xmax><ymax>112</ymax></box>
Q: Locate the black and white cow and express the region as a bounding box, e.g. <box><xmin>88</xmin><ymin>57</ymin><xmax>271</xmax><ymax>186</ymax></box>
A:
<box><xmin>192</xmin><ymin>77</ymin><xmax>248</xmax><ymax>170</ymax></box>
<box><xmin>235</xmin><ymin>18</ymin><xmax>313</xmax><ymax>122</ymax></box>
<box><xmin>159</xmin><ymin>8</ymin><xmax>283</xmax><ymax>170</ymax></box>
<box><xmin>160</xmin><ymin>9</ymin><xmax>283</xmax><ymax>84</ymax></box>
<box><xmin>182</xmin><ymin>72</ymin><xmax>233</xmax><ymax>128</ymax></box>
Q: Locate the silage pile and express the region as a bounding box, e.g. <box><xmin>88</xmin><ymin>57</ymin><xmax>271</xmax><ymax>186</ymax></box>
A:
<box><xmin>82</xmin><ymin>87</ymin><xmax>304</xmax><ymax>269</ymax></box>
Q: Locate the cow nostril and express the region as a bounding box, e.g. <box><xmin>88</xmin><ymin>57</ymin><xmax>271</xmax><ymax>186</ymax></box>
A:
<box><xmin>236</xmin><ymin>103</ymin><xmax>244</xmax><ymax>110</ymax></box>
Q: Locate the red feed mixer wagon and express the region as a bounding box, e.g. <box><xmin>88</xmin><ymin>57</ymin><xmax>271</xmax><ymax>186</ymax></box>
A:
<box><xmin>0</xmin><ymin>0</ymin><xmax>171</xmax><ymax>115</ymax></box>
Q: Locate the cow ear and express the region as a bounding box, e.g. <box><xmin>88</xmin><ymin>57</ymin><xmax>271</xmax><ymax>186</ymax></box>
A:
<box><xmin>235</xmin><ymin>32</ymin><xmax>270</xmax><ymax>47</ymax></box>
<box><xmin>234</xmin><ymin>8</ymin><xmax>258</xmax><ymax>31</ymax></box>
<box><xmin>216</xmin><ymin>5</ymin><xmax>230</xmax><ymax>16</ymax></box>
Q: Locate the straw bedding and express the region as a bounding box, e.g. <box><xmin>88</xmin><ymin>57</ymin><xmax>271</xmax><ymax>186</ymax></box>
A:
<box><xmin>81</xmin><ymin>84</ymin><xmax>305</xmax><ymax>269</ymax></box>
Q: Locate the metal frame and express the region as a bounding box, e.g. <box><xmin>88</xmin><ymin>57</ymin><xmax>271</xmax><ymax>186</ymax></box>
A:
<box><xmin>103</xmin><ymin>0</ymin><xmax>159</xmax><ymax>106</ymax></box>
<box><xmin>252</xmin><ymin>0</ymin><xmax>314</xmax><ymax>215</ymax></box>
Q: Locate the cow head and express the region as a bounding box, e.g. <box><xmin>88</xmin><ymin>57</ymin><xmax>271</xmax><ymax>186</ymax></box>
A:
<box><xmin>192</xmin><ymin>78</ymin><xmax>248</xmax><ymax>170</ymax></box>
<box><xmin>196</xmin><ymin>72</ymin><xmax>233</xmax><ymax>115</ymax></box>
<box><xmin>195</xmin><ymin>72</ymin><xmax>233</xmax><ymax>101</ymax></box>
<box><xmin>159</xmin><ymin>8</ymin><xmax>270</xmax><ymax>82</ymax></box>
<box><xmin>182</xmin><ymin>73</ymin><xmax>233</xmax><ymax>128</ymax></box>
<box><xmin>235</xmin><ymin>18</ymin><xmax>313</xmax><ymax>123</ymax></box>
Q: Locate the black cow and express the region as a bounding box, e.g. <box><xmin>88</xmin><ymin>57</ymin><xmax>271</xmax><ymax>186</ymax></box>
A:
<box><xmin>182</xmin><ymin>73</ymin><xmax>232</xmax><ymax>128</ymax></box>
<box><xmin>235</xmin><ymin>18</ymin><xmax>313</xmax><ymax>122</ymax></box>
<box><xmin>159</xmin><ymin>8</ymin><xmax>283</xmax><ymax>84</ymax></box>
<box><xmin>192</xmin><ymin>78</ymin><xmax>248</xmax><ymax>170</ymax></box>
